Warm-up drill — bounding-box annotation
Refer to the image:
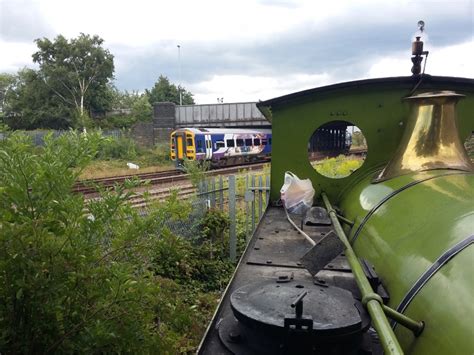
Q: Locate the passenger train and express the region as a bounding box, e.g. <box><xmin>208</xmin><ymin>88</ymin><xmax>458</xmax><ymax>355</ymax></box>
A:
<box><xmin>170</xmin><ymin>128</ymin><xmax>272</xmax><ymax>168</ymax></box>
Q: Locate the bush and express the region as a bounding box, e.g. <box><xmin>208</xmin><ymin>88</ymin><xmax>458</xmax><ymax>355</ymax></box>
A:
<box><xmin>0</xmin><ymin>132</ymin><xmax>233</xmax><ymax>353</ymax></box>
<box><xmin>94</xmin><ymin>114</ymin><xmax>137</xmax><ymax>130</ymax></box>
<box><xmin>138</xmin><ymin>143</ymin><xmax>171</xmax><ymax>167</ymax></box>
<box><xmin>97</xmin><ymin>132</ymin><xmax>139</xmax><ymax>160</ymax></box>
<box><xmin>183</xmin><ymin>159</ymin><xmax>210</xmax><ymax>187</ymax></box>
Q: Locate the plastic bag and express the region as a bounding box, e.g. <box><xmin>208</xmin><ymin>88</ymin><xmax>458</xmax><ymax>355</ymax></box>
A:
<box><xmin>280</xmin><ymin>172</ymin><xmax>315</xmax><ymax>214</ymax></box>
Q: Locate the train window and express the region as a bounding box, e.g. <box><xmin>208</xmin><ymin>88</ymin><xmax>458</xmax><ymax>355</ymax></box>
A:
<box><xmin>308</xmin><ymin>120</ymin><xmax>367</xmax><ymax>179</ymax></box>
<box><xmin>236</xmin><ymin>139</ymin><xmax>244</xmax><ymax>147</ymax></box>
<box><xmin>262</xmin><ymin>139</ymin><xmax>267</xmax><ymax>146</ymax></box>
<box><xmin>187</xmin><ymin>138</ymin><xmax>193</xmax><ymax>146</ymax></box>
<box><xmin>245</xmin><ymin>138</ymin><xmax>252</xmax><ymax>146</ymax></box>
<box><xmin>216</xmin><ymin>141</ymin><xmax>225</xmax><ymax>148</ymax></box>
<box><xmin>254</xmin><ymin>138</ymin><xmax>261</xmax><ymax>146</ymax></box>
<box><xmin>269</xmin><ymin>138</ymin><xmax>272</xmax><ymax>145</ymax></box>
<box><xmin>227</xmin><ymin>139</ymin><xmax>235</xmax><ymax>147</ymax></box>
<box><xmin>197</xmin><ymin>140</ymin><xmax>203</xmax><ymax>150</ymax></box>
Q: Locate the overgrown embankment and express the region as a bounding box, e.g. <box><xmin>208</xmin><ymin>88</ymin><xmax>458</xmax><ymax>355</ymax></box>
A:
<box><xmin>0</xmin><ymin>132</ymin><xmax>235</xmax><ymax>353</ymax></box>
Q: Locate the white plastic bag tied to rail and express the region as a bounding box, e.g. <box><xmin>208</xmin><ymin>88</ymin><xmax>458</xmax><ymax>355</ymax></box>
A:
<box><xmin>280</xmin><ymin>171</ymin><xmax>315</xmax><ymax>214</ymax></box>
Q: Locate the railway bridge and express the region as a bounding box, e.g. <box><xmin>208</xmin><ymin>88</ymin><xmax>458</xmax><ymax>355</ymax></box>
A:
<box><xmin>132</xmin><ymin>102</ymin><xmax>270</xmax><ymax>146</ymax></box>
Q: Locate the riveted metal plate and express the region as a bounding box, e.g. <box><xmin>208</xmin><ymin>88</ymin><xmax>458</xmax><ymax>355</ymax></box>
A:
<box><xmin>300</xmin><ymin>231</ymin><xmax>345</xmax><ymax>276</ymax></box>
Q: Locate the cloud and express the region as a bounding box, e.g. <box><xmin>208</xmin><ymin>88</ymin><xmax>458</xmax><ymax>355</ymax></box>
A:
<box><xmin>113</xmin><ymin>6</ymin><xmax>472</xmax><ymax>92</ymax></box>
<box><xmin>189</xmin><ymin>72</ymin><xmax>332</xmax><ymax>103</ymax></box>
<box><xmin>0</xmin><ymin>39</ymin><xmax>37</xmax><ymax>72</ymax></box>
<box><xmin>0</xmin><ymin>0</ymin><xmax>472</xmax><ymax>104</ymax></box>
<box><xmin>0</xmin><ymin>0</ymin><xmax>54</xmax><ymax>42</ymax></box>
<box><xmin>367</xmin><ymin>40</ymin><xmax>474</xmax><ymax>79</ymax></box>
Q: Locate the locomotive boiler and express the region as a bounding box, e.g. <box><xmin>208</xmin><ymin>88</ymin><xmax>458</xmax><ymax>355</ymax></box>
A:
<box><xmin>198</xmin><ymin>32</ymin><xmax>474</xmax><ymax>354</ymax></box>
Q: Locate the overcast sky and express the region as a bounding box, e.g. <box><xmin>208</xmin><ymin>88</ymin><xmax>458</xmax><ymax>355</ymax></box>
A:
<box><xmin>0</xmin><ymin>0</ymin><xmax>473</xmax><ymax>104</ymax></box>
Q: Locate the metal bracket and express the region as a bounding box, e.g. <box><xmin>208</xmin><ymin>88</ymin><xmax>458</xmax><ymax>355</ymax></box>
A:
<box><xmin>360</xmin><ymin>258</ymin><xmax>390</xmax><ymax>304</ymax></box>
<box><xmin>284</xmin><ymin>291</ymin><xmax>313</xmax><ymax>333</ymax></box>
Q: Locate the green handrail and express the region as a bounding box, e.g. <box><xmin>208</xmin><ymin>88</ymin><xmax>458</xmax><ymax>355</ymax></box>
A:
<box><xmin>321</xmin><ymin>193</ymin><xmax>404</xmax><ymax>355</ymax></box>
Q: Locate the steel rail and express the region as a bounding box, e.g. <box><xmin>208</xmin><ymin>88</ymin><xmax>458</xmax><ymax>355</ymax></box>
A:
<box><xmin>74</xmin><ymin>162</ymin><xmax>267</xmax><ymax>195</ymax></box>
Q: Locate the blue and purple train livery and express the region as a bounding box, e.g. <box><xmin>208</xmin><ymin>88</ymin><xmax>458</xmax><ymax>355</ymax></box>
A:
<box><xmin>170</xmin><ymin>127</ymin><xmax>272</xmax><ymax>168</ymax></box>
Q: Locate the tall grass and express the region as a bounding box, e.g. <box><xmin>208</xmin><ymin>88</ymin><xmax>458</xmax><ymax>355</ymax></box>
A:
<box><xmin>313</xmin><ymin>155</ymin><xmax>364</xmax><ymax>178</ymax></box>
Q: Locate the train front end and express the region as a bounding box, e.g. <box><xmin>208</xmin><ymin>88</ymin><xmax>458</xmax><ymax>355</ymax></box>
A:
<box><xmin>170</xmin><ymin>128</ymin><xmax>197</xmax><ymax>169</ymax></box>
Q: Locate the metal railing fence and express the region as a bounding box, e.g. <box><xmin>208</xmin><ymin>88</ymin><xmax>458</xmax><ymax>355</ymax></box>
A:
<box><xmin>196</xmin><ymin>172</ymin><xmax>270</xmax><ymax>261</ymax></box>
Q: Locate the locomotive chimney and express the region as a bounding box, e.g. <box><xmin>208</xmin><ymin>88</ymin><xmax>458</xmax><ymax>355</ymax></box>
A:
<box><xmin>374</xmin><ymin>91</ymin><xmax>474</xmax><ymax>182</ymax></box>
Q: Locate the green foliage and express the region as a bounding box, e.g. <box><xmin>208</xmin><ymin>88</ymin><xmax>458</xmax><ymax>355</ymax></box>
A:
<box><xmin>131</xmin><ymin>94</ymin><xmax>153</xmax><ymax>122</ymax></box>
<box><xmin>151</xmin><ymin>209</ymin><xmax>233</xmax><ymax>292</ymax></box>
<box><xmin>0</xmin><ymin>73</ymin><xmax>15</xmax><ymax>117</ymax></box>
<box><xmin>137</xmin><ymin>143</ymin><xmax>171</xmax><ymax>166</ymax></box>
<box><xmin>351</xmin><ymin>131</ymin><xmax>367</xmax><ymax>148</ymax></box>
<box><xmin>4</xmin><ymin>69</ymin><xmax>74</xmax><ymax>129</ymax></box>
<box><xmin>94</xmin><ymin>114</ymin><xmax>137</xmax><ymax>130</ymax></box>
<box><xmin>146</xmin><ymin>75</ymin><xmax>195</xmax><ymax>106</ymax></box>
<box><xmin>32</xmin><ymin>34</ymin><xmax>115</xmax><ymax>127</ymax></box>
<box><xmin>314</xmin><ymin>155</ymin><xmax>364</xmax><ymax>178</ymax></box>
<box><xmin>94</xmin><ymin>87</ymin><xmax>152</xmax><ymax>129</ymax></box>
<box><xmin>0</xmin><ymin>132</ymin><xmax>234</xmax><ymax>353</ymax></box>
<box><xmin>97</xmin><ymin>132</ymin><xmax>139</xmax><ymax>160</ymax></box>
<box><xmin>183</xmin><ymin>158</ymin><xmax>210</xmax><ymax>187</ymax></box>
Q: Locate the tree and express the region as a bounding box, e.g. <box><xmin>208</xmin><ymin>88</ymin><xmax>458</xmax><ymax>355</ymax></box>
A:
<box><xmin>351</xmin><ymin>131</ymin><xmax>367</xmax><ymax>148</ymax></box>
<box><xmin>4</xmin><ymin>68</ymin><xmax>73</xmax><ymax>129</ymax></box>
<box><xmin>32</xmin><ymin>34</ymin><xmax>114</xmax><ymax>127</ymax></box>
<box><xmin>132</xmin><ymin>94</ymin><xmax>153</xmax><ymax>122</ymax></box>
<box><xmin>146</xmin><ymin>75</ymin><xmax>194</xmax><ymax>106</ymax></box>
<box><xmin>0</xmin><ymin>73</ymin><xmax>15</xmax><ymax>116</ymax></box>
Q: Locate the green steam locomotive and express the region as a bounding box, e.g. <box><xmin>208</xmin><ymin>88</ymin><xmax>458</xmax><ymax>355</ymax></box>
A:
<box><xmin>198</xmin><ymin>31</ymin><xmax>474</xmax><ymax>355</ymax></box>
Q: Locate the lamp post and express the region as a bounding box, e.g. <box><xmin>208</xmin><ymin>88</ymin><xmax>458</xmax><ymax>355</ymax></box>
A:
<box><xmin>177</xmin><ymin>44</ymin><xmax>182</xmax><ymax>105</ymax></box>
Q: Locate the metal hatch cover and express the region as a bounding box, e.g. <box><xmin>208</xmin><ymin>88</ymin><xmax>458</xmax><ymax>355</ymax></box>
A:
<box><xmin>230</xmin><ymin>280</ymin><xmax>364</xmax><ymax>337</ymax></box>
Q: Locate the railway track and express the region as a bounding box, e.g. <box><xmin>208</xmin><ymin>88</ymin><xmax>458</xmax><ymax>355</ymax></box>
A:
<box><xmin>74</xmin><ymin>169</ymin><xmax>184</xmax><ymax>194</ymax></box>
<box><xmin>75</xmin><ymin>162</ymin><xmax>267</xmax><ymax>196</ymax></box>
<box><xmin>308</xmin><ymin>148</ymin><xmax>367</xmax><ymax>161</ymax></box>
<box><xmin>128</xmin><ymin>185</ymin><xmax>197</xmax><ymax>209</ymax></box>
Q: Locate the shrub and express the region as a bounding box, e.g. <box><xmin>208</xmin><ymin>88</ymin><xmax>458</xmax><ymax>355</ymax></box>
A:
<box><xmin>0</xmin><ymin>132</ymin><xmax>232</xmax><ymax>353</ymax></box>
<box><xmin>94</xmin><ymin>114</ymin><xmax>137</xmax><ymax>130</ymax></box>
<box><xmin>97</xmin><ymin>132</ymin><xmax>139</xmax><ymax>160</ymax></box>
<box><xmin>183</xmin><ymin>159</ymin><xmax>210</xmax><ymax>187</ymax></box>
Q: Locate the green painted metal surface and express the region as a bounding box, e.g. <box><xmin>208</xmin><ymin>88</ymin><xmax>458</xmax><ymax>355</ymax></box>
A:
<box><xmin>257</xmin><ymin>76</ymin><xmax>474</xmax><ymax>354</ymax></box>
<box><xmin>257</xmin><ymin>76</ymin><xmax>474</xmax><ymax>203</ymax></box>
<box><xmin>339</xmin><ymin>171</ymin><xmax>474</xmax><ymax>354</ymax></box>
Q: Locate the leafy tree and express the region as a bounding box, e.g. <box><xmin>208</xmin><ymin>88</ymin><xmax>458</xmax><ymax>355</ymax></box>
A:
<box><xmin>108</xmin><ymin>86</ymin><xmax>140</xmax><ymax>110</ymax></box>
<box><xmin>351</xmin><ymin>131</ymin><xmax>367</xmax><ymax>148</ymax></box>
<box><xmin>32</xmin><ymin>34</ymin><xmax>114</xmax><ymax>127</ymax></box>
<box><xmin>131</xmin><ymin>94</ymin><xmax>152</xmax><ymax>121</ymax></box>
<box><xmin>0</xmin><ymin>73</ymin><xmax>15</xmax><ymax>116</ymax></box>
<box><xmin>4</xmin><ymin>68</ymin><xmax>73</xmax><ymax>129</ymax></box>
<box><xmin>146</xmin><ymin>75</ymin><xmax>194</xmax><ymax>106</ymax></box>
